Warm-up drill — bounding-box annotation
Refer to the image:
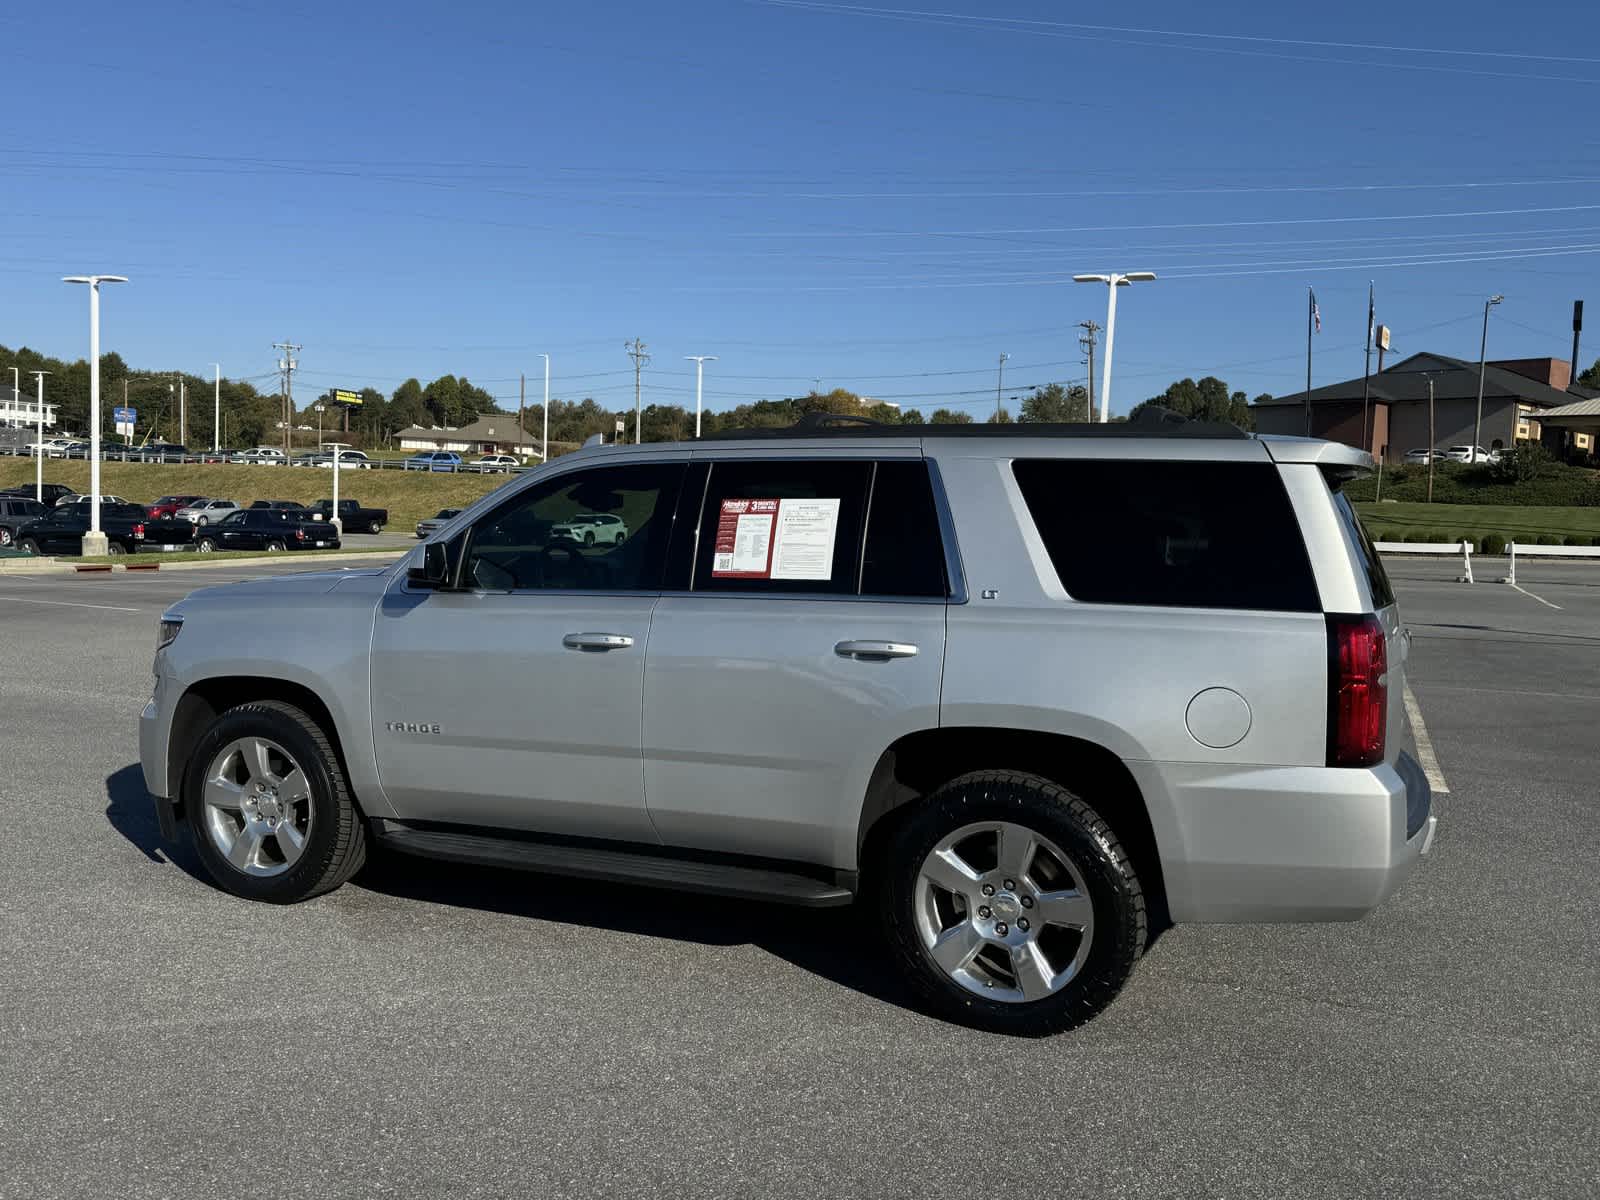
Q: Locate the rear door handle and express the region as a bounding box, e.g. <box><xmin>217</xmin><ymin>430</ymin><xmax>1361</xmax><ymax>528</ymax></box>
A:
<box><xmin>563</xmin><ymin>632</ymin><xmax>635</xmax><ymax>652</ymax></box>
<box><xmin>835</xmin><ymin>640</ymin><xmax>919</xmax><ymax>660</ymax></box>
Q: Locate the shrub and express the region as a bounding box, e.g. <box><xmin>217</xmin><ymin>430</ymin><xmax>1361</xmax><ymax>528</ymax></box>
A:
<box><xmin>1480</xmin><ymin>533</ymin><xmax>1506</xmax><ymax>555</ymax></box>
<box><xmin>1591</xmin><ymin>535</ymin><xmax>1600</xmax><ymax>547</ymax></box>
<box><xmin>1565</xmin><ymin>535</ymin><xmax>1587</xmax><ymax>546</ymax></box>
<box><xmin>1427</xmin><ymin>530</ymin><xmax>1451</xmax><ymax>543</ymax></box>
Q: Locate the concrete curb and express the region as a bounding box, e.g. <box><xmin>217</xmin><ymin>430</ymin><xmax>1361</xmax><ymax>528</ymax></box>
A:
<box><xmin>0</xmin><ymin>550</ymin><xmax>403</xmax><ymax>576</ymax></box>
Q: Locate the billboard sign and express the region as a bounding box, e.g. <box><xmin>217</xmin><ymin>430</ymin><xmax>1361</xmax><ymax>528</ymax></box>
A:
<box><xmin>1376</xmin><ymin>324</ymin><xmax>1392</xmax><ymax>352</ymax></box>
<box><xmin>113</xmin><ymin>406</ymin><xmax>136</xmax><ymax>438</ymax></box>
<box><xmin>333</xmin><ymin>389</ymin><xmax>361</xmax><ymax>407</ymax></box>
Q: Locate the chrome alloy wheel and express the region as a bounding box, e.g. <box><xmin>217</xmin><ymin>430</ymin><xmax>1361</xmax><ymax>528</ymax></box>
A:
<box><xmin>914</xmin><ymin>821</ymin><xmax>1094</xmax><ymax>1003</ymax></box>
<box><xmin>201</xmin><ymin>737</ymin><xmax>313</xmax><ymax>877</ymax></box>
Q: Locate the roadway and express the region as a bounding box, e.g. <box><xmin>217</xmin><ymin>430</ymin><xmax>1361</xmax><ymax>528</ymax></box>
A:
<box><xmin>0</xmin><ymin>559</ymin><xmax>1595</xmax><ymax>1198</ymax></box>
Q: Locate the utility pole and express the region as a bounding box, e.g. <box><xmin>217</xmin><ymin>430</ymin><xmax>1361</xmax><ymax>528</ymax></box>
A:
<box><xmin>1472</xmin><ymin>297</ymin><xmax>1503</xmax><ymax>462</ymax></box>
<box><xmin>1427</xmin><ymin>377</ymin><xmax>1436</xmax><ymax>503</ymax></box>
<box><xmin>1078</xmin><ymin>321</ymin><xmax>1100</xmax><ymax>421</ymax></box>
<box><xmin>539</xmin><ymin>353</ymin><xmax>550</xmax><ymax>462</ymax></box>
<box><xmin>179</xmin><ymin>377</ymin><xmax>187</xmax><ymax>446</ymax></box>
<box><xmin>1361</xmin><ymin>281</ymin><xmax>1374</xmax><ymax>452</ymax></box>
<box><xmin>273</xmin><ymin>340</ymin><xmax>301</xmax><ymax>457</ymax></box>
<box><xmin>996</xmin><ymin>353</ymin><xmax>1009</xmax><ymax>422</ymax></box>
<box><xmin>210</xmin><ymin>364</ymin><xmax>221</xmax><ymax>452</ymax></box>
<box><xmin>518</xmin><ymin>372</ymin><xmax>526</xmax><ymax>460</ymax></box>
<box><xmin>626</xmin><ymin>338</ymin><xmax>649</xmax><ymax>444</ymax></box>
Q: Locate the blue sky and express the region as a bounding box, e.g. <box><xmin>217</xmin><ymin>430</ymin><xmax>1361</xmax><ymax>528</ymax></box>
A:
<box><xmin>4</xmin><ymin>0</ymin><xmax>1599</xmax><ymax>417</ymax></box>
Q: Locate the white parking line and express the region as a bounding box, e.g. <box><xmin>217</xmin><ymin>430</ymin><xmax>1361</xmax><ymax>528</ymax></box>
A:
<box><xmin>0</xmin><ymin>594</ymin><xmax>141</xmax><ymax>613</ymax></box>
<box><xmin>1404</xmin><ymin>683</ymin><xmax>1450</xmax><ymax>795</ymax></box>
<box><xmin>1508</xmin><ymin>582</ymin><xmax>1562</xmax><ymax>610</ymax></box>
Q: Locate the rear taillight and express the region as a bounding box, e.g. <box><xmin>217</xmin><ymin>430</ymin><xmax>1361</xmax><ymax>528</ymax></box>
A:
<box><xmin>133</xmin><ymin>523</ymin><xmax>145</xmax><ymax>539</ymax></box>
<box><xmin>1326</xmin><ymin>614</ymin><xmax>1387</xmax><ymax>767</ymax></box>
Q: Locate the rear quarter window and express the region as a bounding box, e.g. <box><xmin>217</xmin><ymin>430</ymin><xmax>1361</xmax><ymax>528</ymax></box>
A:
<box><xmin>1012</xmin><ymin>458</ymin><xmax>1320</xmax><ymax>612</ymax></box>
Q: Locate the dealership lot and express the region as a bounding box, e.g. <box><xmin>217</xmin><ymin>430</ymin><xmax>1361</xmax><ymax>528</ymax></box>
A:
<box><xmin>0</xmin><ymin>560</ymin><xmax>1595</xmax><ymax>1199</ymax></box>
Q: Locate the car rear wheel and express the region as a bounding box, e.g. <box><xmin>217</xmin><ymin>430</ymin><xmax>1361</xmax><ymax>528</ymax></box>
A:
<box><xmin>107</xmin><ymin>542</ymin><xmax>126</xmax><ymax>556</ymax></box>
<box><xmin>583</xmin><ymin>531</ymin><xmax>596</xmax><ymax>546</ymax></box>
<box><xmin>368</xmin><ymin>520</ymin><xmax>383</xmax><ymax>534</ymax></box>
<box><xmin>614</xmin><ymin>532</ymin><xmax>626</xmax><ymax>545</ymax></box>
<box><xmin>0</xmin><ymin>528</ymin><xmax>11</xmax><ymax>547</ymax></box>
<box><xmin>197</xmin><ymin>515</ymin><xmax>209</xmax><ymax>526</ymax></box>
<box><xmin>19</xmin><ymin>538</ymin><xmax>39</xmax><ymax>555</ymax></box>
<box><xmin>184</xmin><ymin>700</ymin><xmax>367</xmax><ymax>903</ymax></box>
<box><xmin>878</xmin><ymin>770</ymin><xmax>1145</xmax><ymax>1037</ymax></box>
<box><xmin>266</xmin><ymin>540</ymin><xmax>286</xmax><ymax>552</ymax></box>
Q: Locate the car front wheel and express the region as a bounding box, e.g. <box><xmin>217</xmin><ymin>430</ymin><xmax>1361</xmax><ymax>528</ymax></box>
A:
<box><xmin>184</xmin><ymin>700</ymin><xmax>367</xmax><ymax>903</ymax></box>
<box><xmin>0</xmin><ymin>528</ymin><xmax>11</xmax><ymax>547</ymax></box>
<box><xmin>197</xmin><ymin>539</ymin><xmax>216</xmax><ymax>553</ymax></box>
<box><xmin>265</xmin><ymin>540</ymin><xmax>286</xmax><ymax>552</ymax></box>
<box><xmin>878</xmin><ymin>770</ymin><xmax>1145</xmax><ymax>1037</ymax></box>
<box><xmin>368</xmin><ymin>520</ymin><xmax>383</xmax><ymax>534</ymax></box>
<box><xmin>19</xmin><ymin>538</ymin><xmax>39</xmax><ymax>555</ymax></box>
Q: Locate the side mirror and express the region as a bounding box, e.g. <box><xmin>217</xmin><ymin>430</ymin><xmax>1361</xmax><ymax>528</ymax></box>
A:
<box><xmin>408</xmin><ymin>539</ymin><xmax>455</xmax><ymax>589</ymax></box>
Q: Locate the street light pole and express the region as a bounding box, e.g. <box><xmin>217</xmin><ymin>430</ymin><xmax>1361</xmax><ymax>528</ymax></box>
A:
<box><xmin>1074</xmin><ymin>271</ymin><xmax>1157</xmax><ymax>422</ymax></box>
<box><xmin>32</xmin><ymin>370</ymin><xmax>52</xmax><ymax>502</ymax></box>
<box><xmin>538</xmin><ymin>353</ymin><xmax>550</xmax><ymax>463</ymax></box>
<box><xmin>210</xmin><ymin>363</ymin><xmax>221</xmax><ymax>452</ymax></box>
<box><xmin>995</xmin><ymin>353</ymin><xmax>1009</xmax><ymax>422</ymax></box>
<box><xmin>685</xmin><ymin>355</ymin><xmax>719</xmax><ymax>438</ymax></box>
<box><xmin>62</xmin><ymin>275</ymin><xmax>127</xmax><ymax>554</ymax></box>
<box><xmin>1472</xmin><ymin>294</ymin><xmax>1504</xmax><ymax>462</ymax></box>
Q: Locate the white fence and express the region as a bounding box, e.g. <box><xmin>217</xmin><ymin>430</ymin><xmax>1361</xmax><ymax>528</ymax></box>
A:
<box><xmin>1504</xmin><ymin>541</ymin><xmax>1600</xmax><ymax>585</ymax></box>
<box><xmin>1374</xmin><ymin>540</ymin><xmax>1475</xmax><ymax>583</ymax></box>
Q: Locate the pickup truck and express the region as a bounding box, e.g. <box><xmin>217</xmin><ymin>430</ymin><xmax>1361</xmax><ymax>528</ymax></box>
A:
<box><xmin>14</xmin><ymin>501</ymin><xmax>188</xmax><ymax>555</ymax></box>
<box><xmin>195</xmin><ymin>508</ymin><xmax>341</xmax><ymax>553</ymax></box>
<box><xmin>307</xmin><ymin>498</ymin><xmax>387</xmax><ymax>534</ymax></box>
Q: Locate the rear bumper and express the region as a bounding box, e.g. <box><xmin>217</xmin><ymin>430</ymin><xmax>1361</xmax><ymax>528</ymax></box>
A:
<box><xmin>1131</xmin><ymin>753</ymin><xmax>1435</xmax><ymax>923</ymax></box>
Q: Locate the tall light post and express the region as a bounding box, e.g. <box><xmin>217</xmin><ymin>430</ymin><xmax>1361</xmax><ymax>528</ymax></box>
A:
<box><xmin>1073</xmin><ymin>271</ymin><xmax>1157</xmax><ymax>422</ymax></box>
<box><xmin>995</xmin><ymin>353</ymin><xmax>1009</xmax><ymax>422</ymax></box>
<box><xmin>1472</xmin><ymin>294</ymin><xmax>1504</xmax><ymax>462</ymax></box>
<box><xmin>685</xmin><ymin>355</ymin><xmax>719</xmax><ymax>438</ymax></box>
<box><xmin>538</xmin><ymin>353</ymin><xmax>550</xmax><ymax>464</ymax></box>
<box><xmin>62</xmin><ymin>275</ymin><xmax>127</xmax><ymax>554</ymax></box>
<box><xmin>32</xmin><ymin>370</ymin><xmax>52</xmax><ymax>502</ymax></box>
<box><xmin>210</xmin><ymin>363</ymin><xmax>221</xmax><ymax>452</ymax></box>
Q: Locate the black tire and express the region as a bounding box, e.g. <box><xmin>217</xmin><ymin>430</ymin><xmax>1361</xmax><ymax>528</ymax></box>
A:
<box><xmin>107</xmin><ymin>542</ymin><xmax>126</xmax><ymax>556</ymax></box>
<box><xmin>198</xmin><ymin>538</ymin><xmax>217</xmax><ymax>553</ymax></box>
<box><xmin>19</xmin><ymin>538</ymin><xmax>39</xmax><ymax>555</ymax></box>
<box><xmin>613</xmin><ymin>532</ymin><xmax>626</xmax><ymax>545</ymax></box>
<box><xmin>877</xmin><ymin>770</ymin><xmax>1145</xmax><ymax>1037</ymax></box>
<box><xmin>265</xmin><ymin>539</ymin><xmax>286</xmax><ymax>552</ymax></box>
<box><xmin>583</xmin><ymin>531</ymin><xmax>596</xmax><ymax>547</ymax></box>
<box><xmin>183</xmin><ymin>700</ymin><xmax>367</xmax><ymax>903</ymax></box>
<box><xmin>368</xmin><ymin>520</ymin><xmax>383</xmax><ymax>535</ymax></box>
<box><xmin>197</xmin><ymin>515</ymin><xmax>208</xmax><ymax>526</ymax></box>
<box><xmin>0</xmin><ymin>528</ymin><xmax>11</xmax><ymax>547</ymax></box>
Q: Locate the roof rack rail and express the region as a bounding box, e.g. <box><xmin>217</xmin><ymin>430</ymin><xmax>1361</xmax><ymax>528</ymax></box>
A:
<box><xmin>702</xmin><ymin>405</ymin><xmax>1248</xmax><ymax>441</ymax></box>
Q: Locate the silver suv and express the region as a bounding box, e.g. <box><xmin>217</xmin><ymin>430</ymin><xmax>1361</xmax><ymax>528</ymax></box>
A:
<box><xmin>140</xmin><ymin>416</ymin><xmax>1435</xmax><ymax>1035</ymax></box>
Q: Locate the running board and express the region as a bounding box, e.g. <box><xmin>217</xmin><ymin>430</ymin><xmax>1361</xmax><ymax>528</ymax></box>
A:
<box><xmin>373</xmin><ymin>825</ymin><xmax>854</xmax><ymax>907</ymax></box>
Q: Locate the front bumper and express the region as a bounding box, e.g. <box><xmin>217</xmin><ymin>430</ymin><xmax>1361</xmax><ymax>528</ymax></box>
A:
<box><xmin>1130</xmin><ymin>752</ymin><xmax>1436</xmax><ymax>923</ymax></box>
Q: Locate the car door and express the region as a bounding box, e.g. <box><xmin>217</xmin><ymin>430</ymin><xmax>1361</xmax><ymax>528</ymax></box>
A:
<box><xmin>642</xmin><ymin>453</ymin><xmax>952</xmax><ymax>871</ymax></box>
<box><xmin>214</xmin><ymin>510</ymin><xmax>252</xmax><ymax>548</ymax></box>
<box><xmin>368</xmin><ymin>457</ymin><xmax>688</xmax><ymax>841</ymax></box>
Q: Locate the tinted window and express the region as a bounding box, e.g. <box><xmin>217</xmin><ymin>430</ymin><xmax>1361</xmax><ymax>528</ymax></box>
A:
<box><xmin>1330</xmin><ymin>486</ymin><xmax>1394</xmax><ymax>609</ymax></box>
<box><xmin>463</xmin><ymin>462</ymin><xmax>682</xmax><ymax>592</ymax></box>
<box><xmin>1012</xmin><ymin>459</ymin><xmax>1319</xmax><ymax>612</ymax></box>
<box><xmin>692</xmin><ymin>459</ymin><xmax>870</xmax><ymax>595</ymax></box>
<box><xmin>861</xmin><ymin>460</ymin><xmax>948</xmax><ymax>598</ymax></box>
<box><xmin>221</xmin><ymin>511</ymin><xmax>249</xmax><ymax>527</ymax></box>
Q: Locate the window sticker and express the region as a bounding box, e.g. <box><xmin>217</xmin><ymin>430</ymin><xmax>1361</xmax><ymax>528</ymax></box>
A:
<box><xmin>710</xmin><ymin>497</ymin><xmax>842</xmax><ymax>581</ymax></box>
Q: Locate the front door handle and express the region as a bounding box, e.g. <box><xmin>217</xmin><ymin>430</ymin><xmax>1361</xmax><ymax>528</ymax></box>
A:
<box><xmin>563</xmin><ymin>632</ymin><xmax>635</xmax><ymax>652</ymax></box>
<box><xmin>835</xmin><ymin>640</ymin><xmax>919</xmax><ymax>661</ymax></box>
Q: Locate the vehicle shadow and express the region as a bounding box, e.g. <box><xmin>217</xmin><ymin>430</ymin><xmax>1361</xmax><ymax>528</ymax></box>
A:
<box><xmin>102</xmin><ymin>761</ymin><xmax>915</xmax><ymax>1012</ymax></box>
<box><xmin>354</xmin><ymin>849</ymin><xmax>919</xmax><ymax>1013</ymax></box>
<box><xmin>104</xmin><ymin>764</ymin><xmax>208</xmax><ymax>882</ymax></box>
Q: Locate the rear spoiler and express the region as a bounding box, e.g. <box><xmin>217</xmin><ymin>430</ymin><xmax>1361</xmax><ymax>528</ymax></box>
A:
<box><xmin>1258</xmin><ymin>435</ymin><xmax>1375</xmax><ymax>473</ymax></box>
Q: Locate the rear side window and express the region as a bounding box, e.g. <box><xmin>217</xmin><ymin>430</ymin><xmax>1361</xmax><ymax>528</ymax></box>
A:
<box><xmin>692</xmin><ymin>460</ymin><xmax>871</xmax><ymax>594</ymax></box>
<box><xmin>1329</xmin><ymin>485</ymin><xmax>1394</xmax><ymax>609</ymax></box>
<box><xmin>862</xmin><ymin>460</ymin><xmax>948</xmax><ymax>598</ymax></box>
<box><xmin>1012</xmin><ymin>459</ymin><xmax>1320</xmax><ymax>612</ymax></box>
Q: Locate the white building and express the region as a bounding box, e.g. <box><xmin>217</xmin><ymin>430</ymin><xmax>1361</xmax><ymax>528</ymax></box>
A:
<box><xmin>0</xmin><ymin>383</ymin><xmax>57</xmax><ymax>430</ymax></box>
<box><xmin>396</xmin><ymin>415</ymin><xmax>538</xmax><ymax>457</ymax></box>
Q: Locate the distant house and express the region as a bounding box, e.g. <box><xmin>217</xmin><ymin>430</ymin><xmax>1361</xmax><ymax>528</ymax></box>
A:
<box><xmin>396</xmin><ymin>415</ymin><xmax>540</xmax><ymax>458</ymax></box>
<box><xmin>0</xmin><ymin>383</ymin><xmax>57</xmax><ymax>430</ymax></box>
<box><xmin>1253</xmin><ymin>352</ymin><xmax>1593</xmax><ymax>461</ymax></box>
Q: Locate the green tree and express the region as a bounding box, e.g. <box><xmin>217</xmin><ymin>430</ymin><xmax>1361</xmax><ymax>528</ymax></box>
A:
<box><xmin>1020</xmin><ymin>382</ymin><xmax>1089</xmax><ymax>423</ymax></box>
<box><xmin>899</xmin><ymin>407</ymin><xmax>925</xmax><ymax>424</ymax></box>
<box><xmin>988</xmin><ymin>407</ymin><xmax>1014</xmax><ymax>424</ymax></box>
<box><xmin>1130</xmin><ymin>376</ymin><xmax>1254</xmax><ymax>429</ymax></box>
<box><xmin>1579</xmin><ymin>358</ymin><xmax>1600</xmax><ymax>389</ymax></box>
<box><xmin>929</xmin><ymin>408</ymin><xmax>973</xmax><ymax>424</ymax></box>
<box><xmin>422</xmin><ymin>375</ymin><xmax>463</xmax><ymax>426</ymax></box>
<box><xmin>389</xmin><ymin>379</ymin><xmax>426</xmax><ymax>432</ymax></box>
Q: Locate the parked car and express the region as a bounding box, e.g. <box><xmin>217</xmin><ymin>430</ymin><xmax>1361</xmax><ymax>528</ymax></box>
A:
<box><xmin>174</xmin><ymin>498</ymin><xmax>240</xmax><ymax>525</ymax></box>
<box><xmin>48</xmin><ymin>440</ymin><xmax>91</xmax><ymax>459</ymax></box>
<box><xmin>306</xmin><ymin>498</ymin><xmax>387</xmax><ymax>534</ymax></box>
<box><xmin>0</xmin><ymin>483</ymin><xmax>74</xmax><ymax>507</ymax></box>
<box><xmin>415</xmin><ymin>507</ymin><xmax>463</xmax><ymax>539</ymax></box>
<box><xmin>57</xmin><ymin>494</ymin><xmax>136</xmax><ymax>508</ymax></box>
<box><xmin>147</xmin><ymin>495</ymin><xmax>206</xmax><ymax>520</ymax></box>
<box><xmin>316</xmin><ymin>450</ymin><xmax>373</xmax><ymax>469</ymax></box>
<box><xmin>0</xmin><ymin>497</ymin><xmax>49</xmax><ymax>548</ymax></box>
<box><xmin>121</xmin><ymin>442</ymin><xmax>191</xmax><ymax>462</ymax></box>
<box><xmin>1444</xmin><ymin>444</ymin><xmax>1498</xmax><ymax>464</ymax></box>
<box><xmin>249</xmin><ymin>499</ymin><xmax>308</xmax><ymax>511</ymax></box>
<box><xmin>1401</xmin><ymin>448</ymin><xmax>1440</xmax><ymax>465</ymax></box>
<box><xmin>198</xmin><ymin>448</ymin><xmax>240</xmax><ymax>464</ymax></box>
<box><xmin>474</xmin><ymin>454</ymin><xmax>521</xmax><ymax>473</ymax></box>
<box><xmin>15</xmin><ymin>501</ymin><xmax>150</xmax><ymax>556</ymax></box>
<box><xmin>290</xmin><ymin>452</ymin><xmax>329</xmax><ymax>468</ymax></box>
<box><xmin>195</xmin><ymin>508</ymin><xmax>342</xmax><ymax>553</ymax></box>
<box><xmin>404</xmin><ymin>451</ymin><xmax>463</xmax><ymax>472</ymax></box>
<box><xmin>233</xmin><ymin>448</ymin><xmax>287</xmax><ymax>466</ymax></box>
<box><xmin>550</xmin><ymin>512</ymin><xmax>628</xmax><ymax>546</ymax></box>
<box><xmin>140</xmin><ymin>416</ymin><xmax>1434</xmax><ymax>1036</ymax></box>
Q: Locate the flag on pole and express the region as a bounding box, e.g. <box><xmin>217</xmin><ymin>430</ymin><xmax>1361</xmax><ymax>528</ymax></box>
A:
<box><xmin>1311</xmin><ymin>290</ymin><xmax>1322</xmax><ymax>333</ymax></box>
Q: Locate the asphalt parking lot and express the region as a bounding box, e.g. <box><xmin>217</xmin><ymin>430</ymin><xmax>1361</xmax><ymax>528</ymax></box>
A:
<box><xmin>1</xmin><ymin>558</ymin><xmax>1596</xmax><ymax>1199</ymax></box>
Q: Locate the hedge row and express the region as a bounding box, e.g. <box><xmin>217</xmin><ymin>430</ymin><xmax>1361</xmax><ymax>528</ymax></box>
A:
<box><xmin>1343</xmin><ymin>460</ymin><xmax>1600</xmax><ymax>507</ymax></box>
